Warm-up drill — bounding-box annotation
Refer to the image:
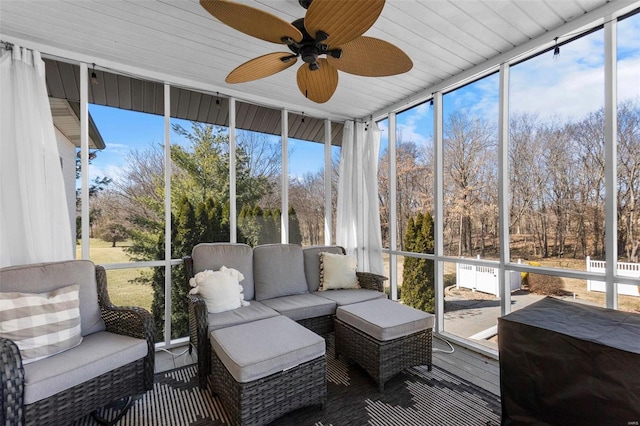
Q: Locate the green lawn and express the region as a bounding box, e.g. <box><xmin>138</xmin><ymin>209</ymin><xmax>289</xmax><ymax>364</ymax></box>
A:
<box><xmin>77</xmin><ymin>239</ymin><xmax>154</xmax><ymax>312</ymax></box>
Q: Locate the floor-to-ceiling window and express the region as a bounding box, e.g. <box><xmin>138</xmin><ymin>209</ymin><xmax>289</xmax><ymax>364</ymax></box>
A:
<box><xmin>288</xmin><ymin>113</ymin><xmax>327</xmax><ymax>246</ymax></box>
<box><xmin>82</xmin><ymin>84</ymin><xmax>166</xmax><ymax>340</ymax></box>
<box><xmin>441</xmin><ymin>73</ymin><xmax>500</xmax><ymax>349</ymax></box>
<box><xmin>379</xmin><ymin>8</ymin><xmax>639</xmax><ymax>354</ymax></box>
<box><xmin>235</xmin><ymin>102</ymin><xmax>283</xmax><ymax>246</ymax></box>
<box><xmin>615</xmin><ymin>11</ymin><xmax>640</xmax><ymax>307</ymax></box>
<box><xmin>380</xmin><ymin>104</ymin><xmax>437</xmax><ymax>306</ymax></box>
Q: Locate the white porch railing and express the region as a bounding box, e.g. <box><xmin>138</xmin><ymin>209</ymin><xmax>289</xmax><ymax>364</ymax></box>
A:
<box><xmin>456</xmin><ymin>256</ymin><xmax>521</xmax><ymax>297</ymax></box>
<box><xmin>586</xmin><ymin>256</ymin><xmax>640</xmax><ymax>297</ymax></box>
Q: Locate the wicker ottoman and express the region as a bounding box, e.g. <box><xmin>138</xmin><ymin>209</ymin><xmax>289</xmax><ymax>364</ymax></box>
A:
<box><xmin>335</xmin><ymin>298</ymin><xmax>434</xmax><ymax>391</ymax></box>
<box><xmin>209</xmin><ymin>315</ymin><xmax>326</xmax><ymax>426</ymax></box>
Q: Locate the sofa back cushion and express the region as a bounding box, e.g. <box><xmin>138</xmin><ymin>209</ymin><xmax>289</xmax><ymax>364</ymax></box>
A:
<box><xmin>191</xmin><ymin>243</ymin><xmax>255</xmax><ymax>300</ymax></box>
<box><xmin>303</xmin><ymin>246</ymin><xmax>345</xmax><ymax>292</ymax></box>
<box><xmin>0</xmin><ymin>260</ymin><xmax>105</xmax><ymax>337</ymax></box>
<box><xmin>253</xmin><ymin>244</ymin><xmax>308</xmax><ymax>301</ymax></box>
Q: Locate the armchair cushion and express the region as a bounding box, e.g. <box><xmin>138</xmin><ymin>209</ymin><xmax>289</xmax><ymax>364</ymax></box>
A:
<box><xmin>23</xmin><ymin>331</ymin><xmax>148</xmax><ymax>404</ymax></box>
<box><xmin>0</xmin><ymin>284</ymin><xmax>82</xmax><ymax>364</ymax></box>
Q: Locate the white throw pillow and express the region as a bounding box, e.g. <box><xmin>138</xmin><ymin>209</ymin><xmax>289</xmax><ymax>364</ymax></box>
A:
<box><xmin>319</xmin><ymin>252</ymin><xmax>359</xmax><ymax>291</ymax></box>
<box><xmin>189</xmin><ymin>267</ymin><xmax>249</xmax><ymax>313</ymax></box>
<box><xmin>0</xmin><ymin>284</ymin><xmax>83</xmax><ymax>364</ymax></box>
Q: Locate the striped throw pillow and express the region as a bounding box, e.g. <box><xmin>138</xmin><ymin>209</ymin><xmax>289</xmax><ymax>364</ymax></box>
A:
<box><xmin>0</xmin><ymin>284</ymin><xmax>82</xmax><ymax>364</ymax></box>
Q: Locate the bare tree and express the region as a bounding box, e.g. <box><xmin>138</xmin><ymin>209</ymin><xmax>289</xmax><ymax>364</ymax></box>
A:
<box><xmin>378</xmin><ymin>135</ymin><xmax>432</xmax><ymax>250</ymax></box>
<box><xmin>113</xmin><ymin>145</ymin><xmax>166</xmax><ymax>230</ymax></box>
<box><xmin>617</xmin><ymin>99</ymin><xmax>640</xmax><ymax>261</ymax></box>
<box><xmin>570</xmin><ymin>110</ymin><xmax>606</xmax><ymax>258</ymax></box>
<box><xmin>289</xmin><ymin>171</ymin><xmax>325</xmax><ymax>245</ymax></box>
<box><xmin>443</xmin><ymin>112</ymin><xmax>496</xmax><ymax>257</ymax></box>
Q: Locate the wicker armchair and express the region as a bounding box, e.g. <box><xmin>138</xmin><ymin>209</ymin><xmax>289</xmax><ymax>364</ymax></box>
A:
<box><xmin>0</xmin><ymin>261</ymin><xmax>155</xmax><ymax>426</ymax></box>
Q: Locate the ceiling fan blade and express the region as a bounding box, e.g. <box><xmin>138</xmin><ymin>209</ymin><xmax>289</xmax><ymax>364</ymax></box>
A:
<box><xmin>296</xmin><ymin>58</ymin><xmax>338</xmax><ymax>104</ymax></box>
<box><xmin>327</xmin><ymin>36</ymin><xmax>413</xmax><ymax>77</ymax></box>
<box><xmin>200</xmin><ymin>0</ymin><xmax>302</xmax><ymax>44</ymax></box>
<box><xmin>226</xmin><ymin>53</ymin><xmax>298</xmax><ymax>84</ymax></box>
<box><xmin>305</xmin><ymin>0</ymin><xmax>385</xmax><ymax>48</ymax></box>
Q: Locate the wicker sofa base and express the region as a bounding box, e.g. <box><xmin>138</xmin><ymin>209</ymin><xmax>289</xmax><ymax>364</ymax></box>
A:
<box><xmin>22</xmin><ymin>358</ymin><xmax>146</xmax><ymax>426</ymax></box>
<box><xmin>210</xmin><ymin>350</ymin><xmax>326</xmax><ymax>426</ymax></box>
<box><xmin>296</xmin><ymin>315</ymin><xmax>335</xmax><ymax>336</ymax></box>
<box><xmin>334</xmin><ymin>318</ymin><xmax>432</xmax><ymax>392</ymax></box>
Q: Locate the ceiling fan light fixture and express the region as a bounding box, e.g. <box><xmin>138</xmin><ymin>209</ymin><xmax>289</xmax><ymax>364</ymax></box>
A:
<box><xmin>300</xmin><ymin>45</ymin><xmax>319</xmax><ymax>64</ymax></box>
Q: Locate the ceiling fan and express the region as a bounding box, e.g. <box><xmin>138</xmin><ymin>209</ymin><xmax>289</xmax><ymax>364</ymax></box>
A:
<box><xmin>200</xmin><ymin>0</ymin><xmax>413</xmax><ymax>103</ymax></box>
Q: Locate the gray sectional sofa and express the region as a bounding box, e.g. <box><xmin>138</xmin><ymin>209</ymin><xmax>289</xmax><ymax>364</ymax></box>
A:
<box><xmin>183</xmin><ymin>243</ymin><xmax>387</xmax><ymax>388</ymax></box>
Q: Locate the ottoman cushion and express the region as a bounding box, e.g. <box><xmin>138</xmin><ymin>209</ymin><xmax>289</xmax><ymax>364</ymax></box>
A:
<box><xmin>336</xmin><ymin>298</ymin><xmax>434</xmax><ymax>341</ymax></box>
<box><xmin>210</xmin><ymin>315</ymin><xmax>325</xmax><ymax>383</ymax></box>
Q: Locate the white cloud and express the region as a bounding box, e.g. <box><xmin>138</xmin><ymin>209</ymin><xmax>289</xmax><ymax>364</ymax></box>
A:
<box><xmin>100</xmin><ymin>142</ymin><xmax>129</xmax><ymax>155</ymax></box>
<box><xmin>395</xmin><ymin>21</ymin><xmax>639</xmax><ymax>135</ymax></box>
<box><xmin>87</xmin><ymin>163</ymin><xmax>125</xmax><ymax>184</ymax></box>
<box><xmin>396</xmin><ymin>101</ymin><xmax>434</xmax><ymax>145</ymax></box>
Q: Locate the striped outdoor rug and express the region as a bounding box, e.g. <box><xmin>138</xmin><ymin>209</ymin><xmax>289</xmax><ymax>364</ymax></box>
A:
<box><xmin>74</xmin><ymin>335</ymin><xmax>501</xmax><ymax>425</ymax></box>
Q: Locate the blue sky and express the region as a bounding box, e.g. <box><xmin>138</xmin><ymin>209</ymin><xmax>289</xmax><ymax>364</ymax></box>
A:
<box><xmin>86</xmin><ymin>106</ymin><xmax>329</xmax><ymax>182</ymax></box>
<box><xmin>378</xmin><ymin>14</ymin><xmax>639</xmax><ymax>151</ymax></box>
<box><xmin>87</xmin><ymin>14</ymin><xmax>639</xmax><ymax>184</ymax></box>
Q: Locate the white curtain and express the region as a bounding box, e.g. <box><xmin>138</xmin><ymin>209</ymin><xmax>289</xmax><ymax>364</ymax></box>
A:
<box><xmin>336</xmin><ymin>120</ymin><xmax>384</xmax><ymax>275</ymax></box>
<box><xmin>0</xmin><ymin>46</ymin><xmax>73</xmax><ymax>267</ymax></box>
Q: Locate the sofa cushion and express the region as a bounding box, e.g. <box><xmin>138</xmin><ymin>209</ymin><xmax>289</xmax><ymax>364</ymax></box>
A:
<box><xmin>191</xmin><ymin>243</ymin><xmax>255</xmax><ymax>300</ymax></box>
<box><xmin>303</xmin><ymin>246</ymin><xmax>345</xmax><ymax>292</ymax></box>
<box><xmin>210</xmin><ymin>316</ymin><xmax>325</xmax><ymax>383</ymax></box>
<box><xmin>0</xmin><ymin>284</ymin><xmax>82</xmax><ymax>364</ymax></box>
<box><xmin>206</xmin><ymin>301</ymin><xmax>279</xmax><ymax>333</ymax></box>
<box><xmin>0</xmin><ymin>260</ymin><xmax>105</xmax><ymax>336</ymax></box>
<box><xmin>314</xmin><ymin>288</ymin><xmax>387</xmax><ymax>306</ymax></box>
<box><xmin>319</xmin><ymin>252</ymin><xmax>359</xmax><ymax>291</ymax></box>
<box><xmin>23</xmin><ymin>331</ymin><xmax>148</xmax><ymax>404</ymax></box>
<box><xmin>261</xmin><ymin>294</ymin><xmax>337</xmax><ymax>321</ymax></box>
<box><xmin>336</xmin><ymin>298</ymin><xmax>435</xmax><ymax>341</ymax></box>
<box><xmin>189</xmin><ymin>268</ymin><xmax>249</xmax><ymax>313</ymax></box>
<box><xmin>253</xmin><ymin>244</ymin><xmax>309</xmax><ymax>301</ymax></box>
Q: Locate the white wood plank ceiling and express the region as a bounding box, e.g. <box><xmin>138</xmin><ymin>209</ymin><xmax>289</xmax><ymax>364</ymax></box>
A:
<box><xmin>1</xmin><ymin>0</ymin><xmax>635</xmax><ymax>123</ymax></box>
